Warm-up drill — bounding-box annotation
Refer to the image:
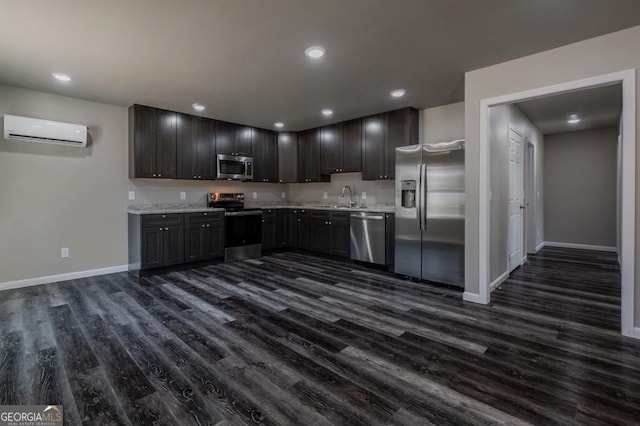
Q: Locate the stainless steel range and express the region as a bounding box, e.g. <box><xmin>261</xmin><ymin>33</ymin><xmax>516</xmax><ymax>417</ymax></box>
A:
<box><xmin>207</xmin><ymin>193</ymin><xmax>262</xmax><ymax>262</ymax></box>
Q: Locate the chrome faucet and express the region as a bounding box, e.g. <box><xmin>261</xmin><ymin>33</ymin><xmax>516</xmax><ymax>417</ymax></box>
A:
<box><xmin>340</xmin><ymin>185</ymin><xmax>357</xmax><ymax>207</ymax></box>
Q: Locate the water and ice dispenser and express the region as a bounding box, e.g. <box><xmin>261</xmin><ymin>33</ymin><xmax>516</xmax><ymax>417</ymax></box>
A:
<box><xmin>400</xmin><ymin>180</ymin><xmax>416</xmax><ymax>208</ymax></box>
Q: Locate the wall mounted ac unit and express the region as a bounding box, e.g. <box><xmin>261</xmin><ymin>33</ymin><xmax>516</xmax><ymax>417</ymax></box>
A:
<box><xmin>3</xmin><ymin>114</ymin><xmax>88</xmax><ymax>147</ymax></box>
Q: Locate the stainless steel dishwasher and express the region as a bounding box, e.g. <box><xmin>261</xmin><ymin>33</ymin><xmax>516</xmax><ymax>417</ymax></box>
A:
<box><xmin>350</xmin><ymin>212</ymin><xmax>386</xmax><ymax>265</ymax></box>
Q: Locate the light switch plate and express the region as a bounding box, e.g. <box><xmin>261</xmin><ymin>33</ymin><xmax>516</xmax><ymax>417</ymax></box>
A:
<box><xmin>252</xmin><ymin>192</ymin><xmax>257</xmax><ymax>199</ymax></box>
<box><xmin>361</xmin><ymin>192</ymin><xmax>367</xmax><ymax>199</ymax></box>
<box><xmin>180</xmin><ymin>191</ymin><xmax>186</xmax><ymax>200</ymax></box>
<box><xmin>61</xmin><ymin>247</ymin><xmax>69</xmax><ymax>258</ymax></box>
<box><xmin>281</xmin><ymin>192</ymin><xmax>286</xmax><ymax>199</ymax></box>
<box><xmin>128</xmin><ymin>191</ymin><xmax>135</xmax><ymax>200</ymax></box>
<box><xmin>323</xmin><ymin>192</ymin><xmax>328</xmax><ymax>199</ymax></box>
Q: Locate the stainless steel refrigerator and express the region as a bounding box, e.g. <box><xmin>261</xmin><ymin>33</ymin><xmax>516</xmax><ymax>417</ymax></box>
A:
<box><xmin>394</xmin><ymin>140</ymin><xmax>465</xmax><ymax>287</ymax></box>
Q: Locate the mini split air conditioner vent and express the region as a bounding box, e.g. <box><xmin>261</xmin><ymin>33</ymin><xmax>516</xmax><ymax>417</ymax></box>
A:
<box><xmin>3</xmin><ymin>114</ymin><xmax>88</xmax><ymax>147</ymax></box>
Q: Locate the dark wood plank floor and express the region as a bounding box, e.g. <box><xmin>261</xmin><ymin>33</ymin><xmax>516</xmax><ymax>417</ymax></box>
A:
<box><xmin>1</xmin><ymin>247</ymin><xmax>639</xmax><ymax>425</ymax></box>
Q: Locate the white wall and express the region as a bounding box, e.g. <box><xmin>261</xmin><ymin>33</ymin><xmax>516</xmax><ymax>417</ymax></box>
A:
<box><xmin>0</xmin><ymin>85</ymin><xmax>285</xmax><ymax>285</ymax></box>
<box><xmin>488</xmin><ymin>104</ymin><xmax>544</xmax><ymax>283</ymax></box>
<box><xmin>464</xmin><ymin>25</ymin><xmax>640</xmax><ymax>326</ymax></box>
<box><xmin>544</xmin><ymin>127</ymin><xmax>618</xmax><ymax>248</ymax></box>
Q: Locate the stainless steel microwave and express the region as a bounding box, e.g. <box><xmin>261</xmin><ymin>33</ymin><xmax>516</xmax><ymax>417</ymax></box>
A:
<box><xmin>217</xmin><ymin>154</ymin><xmax>253</xmax><ymax>180</ymax></box>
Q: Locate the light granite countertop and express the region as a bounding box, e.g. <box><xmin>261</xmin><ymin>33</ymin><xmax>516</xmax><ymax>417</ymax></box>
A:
<box><xmin>127</xmin><ymin>203</ymin><xmax>394</xmax><ymax>214</ymax></box>
<box><xmin>126</xmin><ymin>204</ymin><xmax>225</xmax><ymax>215</ymax></box>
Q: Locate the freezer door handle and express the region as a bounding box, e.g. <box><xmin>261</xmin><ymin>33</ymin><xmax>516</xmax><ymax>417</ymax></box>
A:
<box><xmin>420</xmin><ymin>163</ymin><xmax>428</xmax><ymax>230</ymax></box>
<box><xmin>416</xmin><ymin>164</ymin><xmax>423</xmax><ymax>230</ymax></box>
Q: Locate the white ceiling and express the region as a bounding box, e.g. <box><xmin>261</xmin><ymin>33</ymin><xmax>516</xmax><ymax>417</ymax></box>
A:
<box><xmin>514</xmin><ymin>84</ymin><xmax>622</xmax><ymax>135</ymax></box>
<box><xmin>1</xmin><ymin>0</ymin><xmax>639</xmax><ymax>131</ymax></box>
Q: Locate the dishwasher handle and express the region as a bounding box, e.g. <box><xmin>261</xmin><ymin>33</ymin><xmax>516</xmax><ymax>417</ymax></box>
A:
<box><xmin>350</xmin><ymin>214</ymin><xmax>385</xmax><ymax>220</ymax></box>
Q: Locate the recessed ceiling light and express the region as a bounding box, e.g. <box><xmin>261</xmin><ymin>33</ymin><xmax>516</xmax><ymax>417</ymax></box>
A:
<box><xmin>274</xmin><ymin>122</ymin><xmax>284</xmax><ymax>128</ymax></box>
<box><xmin>192</xmin><ymin>103</ymin><xmax>205</xmax><ymax>111</ymax></box>
<box><xmin>51</xmin><ymin>72</ymin><xmax>72</xmax><ymax>82</ymax></box>
<box><xmin>567</xmin><ymin>113</ymin><xmax>580</xmax><ymax>124</ymax></box>
<box><xmin>305</xmin><ymin>46</ymin><xmax>327</xmax><ymax>59</ymax></box>
<box><xmin>390</xmin><ymin>89</ymin><xmax>406</xmax><ymax>98</ymax></box>
<box><xmin>321</xmin><ymin>109</ymin><xmax>333</xmax><ymax>116</ymax></box>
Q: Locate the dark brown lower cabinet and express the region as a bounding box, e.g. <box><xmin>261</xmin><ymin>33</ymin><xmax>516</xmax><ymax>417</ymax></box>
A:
<box><xmin>296</xmin><ymin>210</ymin><xmax>311</xmax><ymax>250</ymax></box>
<box><xmin>139</xmin><ymin>214</ymin><xmax>184</xmax><ymax>269</ymax></box>
<box><xmin>309</xmin><ymin>211</ymin><xmax>350</xmax><ymax>257</ymax></box>
<box><xmin>261</xmin><ymin>209</ymin><xmax>277</xmax><ymax>250</ymax></box>
<box><xmin>286</xmin><ymin>209</ymin><xmax>298</xmax><ymax>247</ymax></box>
<box><xmin>276</xmin><ymin>209</ymin><xmax>288</xmax><ymax>247</ymax></box>
<box><xmin>184</xmin><ymin>212</ymin><xmax>224</xmax><ymax>262</ymax></box>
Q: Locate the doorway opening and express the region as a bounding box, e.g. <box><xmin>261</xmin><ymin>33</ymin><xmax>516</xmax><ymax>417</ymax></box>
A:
<box><xmin>475</xmin><ymin>70</ymin><xmax>635</xmax><ymax>337</ymax></box>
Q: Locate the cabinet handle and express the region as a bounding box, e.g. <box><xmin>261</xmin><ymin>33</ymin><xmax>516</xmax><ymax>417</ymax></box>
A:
<box><xmin>165</xmin><ymin>227</ymin><xmax>169</xmax><ymax>230</ymax></box>
<box><xmin>379</xmin><ymin>175</ymin><xmax>383</xmax><ymax>178</ymax></box>
<box><xmin>159</xmin><ymin>227</ymin><xmax>163</xmax><ymax>231</ymax></box>
<box><xmin>193</xmin><ymin>175</ymin><xmax>197</xmax><ymax>178</ymax></box>
<box><xmin>202</xmin><ymin>224</ymin><xmax>205</xmax><ymax>228</ymax></box>
<box><xmin>204</xmin><ymin>213</ymin><xmax>207</xmax><ymax>216</ymax></box>
<box><xmin>199</xmin><ymin>175</ymin><xmax>202</xmax><ymax>179</ymax></box>
<box><xmin>207</xmin><ymin>224</ymin><xmax>210</xmax><ymax>227</ymax></box>
<box><xmin>158</xmin><ymin>174</ymin><xmax>162</xmax><ymax>177</ymax></box>
<box><xmin>152</xmin><ymin>173</ymin><xmax>157</xmax><ymax>177</ymax></box>
<box><xmin>162</xmin><ymin>215</ymin><xmax>166</xmax><ymax>218</ymax></box>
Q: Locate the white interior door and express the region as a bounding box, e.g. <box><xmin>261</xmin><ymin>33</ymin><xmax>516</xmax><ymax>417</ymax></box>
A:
<box><xmin>508</xmin><ymin>126</ymin><xmax>523</xmax><ymax>272</ymax></box>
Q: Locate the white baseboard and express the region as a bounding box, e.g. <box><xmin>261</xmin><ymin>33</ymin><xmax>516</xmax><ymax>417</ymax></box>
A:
<box><xmin>463</xmin><ymin>291</ymin><xmax>488</xmax><ymax>304</ymax></box>
<box><xmin>0</xmin><ymin>265</ymin><xmax>129</xmax><ymax>292</ymax></box>
<box><xmin>544</xmin><ymin>241</ymin><xmax>617</xmax><ymax>252</ymax></box>
<box><xmin>535</xmin><ymin>241</ymin><xmax>545</xmax><ymax>252</ymax></box>
<box><xmin>490</xmin><ymin>271</ymin><xmax>509</xmax><ymax>291</ymax></box>
<box><xmin>634</xmin><ymin>327</ymin><xmax>640</xmax><ymax>339</ymax></box>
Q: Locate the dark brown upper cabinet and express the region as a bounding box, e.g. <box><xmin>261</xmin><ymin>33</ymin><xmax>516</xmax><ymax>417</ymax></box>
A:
<box><xmin>277</xmin><ymin>132</ymin><xmax>297</xmax><ymax>183</ymax></box>
<box><xmin>321</xmin><ymin>120</ymin><xmax>362</xmax><ymax>175</ymax></box>
<box><xmin>252</xmin><ymin>128</ymin><xmax>278</xmax><ymax>182</ymax></box>
<box><xmin>362</xmin><ymin>107</ymin><xmax>418</xmax><ymax>180</ymax></box>
<box><xmin>177</xmin><ymin>114</ymin><xmax>216</xmax><ymax>180</ymax></box>
<box><xmin>298</xmin><ymin>128</ymin><xmax>329</xmax><ymax>183</ymax></box>
<box><xmin>129</xmin><ymin>104</ymin><xmax>177</xmax><ymax>179</ymax></box>
<box><xmin>215</xmin><ymin>122</ymin><xmax>253</xmax><ymax>157</ymax></box>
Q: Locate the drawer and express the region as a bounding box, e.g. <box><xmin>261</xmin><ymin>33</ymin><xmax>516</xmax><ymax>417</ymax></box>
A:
<box><xmin>185</xmin><ymin>211</ymin><xmax>223</xmax><ymax>225</ymax></box>
<box><xmin>141</xmin><ymin>213</ymin><xmax>183</xmax><ymax>227</ymax></box>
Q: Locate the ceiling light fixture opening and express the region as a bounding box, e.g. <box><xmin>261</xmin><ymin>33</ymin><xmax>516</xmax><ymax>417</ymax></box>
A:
<box><xmin>390</xmin><ymin>89</ymin><xmax>406</xmax><ymax>98</ymax></box>
<box><xmin>274</xmin><ymin>122</ymin><xmax>284</xmax><ymax>128</ymax></box>
<box><xmin>567</xmin><ymin>113</ymin><xmax>580</xmax><ymax>124</ymax></box>
<box><xmin>192</xmin><ymin>103</ymin><xmax>206</xmax><ymax>111</ymax></box>
<box><xmin>305</xmin><ymin>46</ymin><xmax>327</xmax><ymax>59</ymax></box>
<box><xmin>321</xmin><ymin>109</ymin><xmax>333</xmax><ymax>117</ymax></box>
<box><xmin>51</xmin><ymin>72</ymin><xmax>72</xmax><ymax>82</ymax></box>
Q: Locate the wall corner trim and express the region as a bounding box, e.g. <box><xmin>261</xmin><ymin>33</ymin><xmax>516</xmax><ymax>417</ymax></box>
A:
<box><xmin>463</xmin><ymin>291</ymin><xmax>489</xmax><ymax>304</ymax></box>
<box><xmin>490</xmin><ymin>271</ymin><xmax>509</xmax><ymax>291</ymax></box>
<box><xmin>0</xmin><ymin>265</ymin><xmax>129</xmax><ymax>292</ymax></box>
<box><xmin>535</xmin><ymin>242</ymin><xmax>545</xmax><ymax>252</ymax></box>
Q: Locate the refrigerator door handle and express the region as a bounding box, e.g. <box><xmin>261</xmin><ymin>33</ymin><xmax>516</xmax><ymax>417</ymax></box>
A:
<box><xmin>416</xmin><ymin>164</ymin><xmax>422</xmax><ymax>230</ymax></box>
<box><xmin>420</xmin><ymin>163</ymin><xmax>428</xmax><ymax>230</ymax></box>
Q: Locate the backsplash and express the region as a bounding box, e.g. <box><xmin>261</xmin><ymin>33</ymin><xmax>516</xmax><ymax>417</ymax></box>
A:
<box><xmin>288</xmin><ymin>172</ymin><xmax>394</xmax><ymax>207</ymax></box>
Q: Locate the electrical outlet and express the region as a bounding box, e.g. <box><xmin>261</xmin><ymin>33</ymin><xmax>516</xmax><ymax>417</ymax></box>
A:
<box><xmin>281</xmin><ymin>192</ymin><xmax>286</xmax><ymax>199</ymax></box>
<box><xmin>361</xmin><ymin>192</ymin><xmax>367</xmax><ymax>199</ymax></box>
<box><xmin>252</xmin><ymin>192</ymin><xmax>257</xmax><ymax>199</ymax></box>
<box><xmin>128</xmin><ymin>191</ymin><xmax>135</xmax><ymax>200</ymax></box>
<box><xmin>180</xmin><ymin>191</ymin><xmax>186</xmax><ymax>200</ymax></box>
<box><xmin>61</xmin><ymin>247</ymin><xmax>69</xmax><ymax>258</ymax></box>
<box><xmin>323</xmin><ymin>192</ymin><xmax>328</xmax><ymax>199</ymax></box>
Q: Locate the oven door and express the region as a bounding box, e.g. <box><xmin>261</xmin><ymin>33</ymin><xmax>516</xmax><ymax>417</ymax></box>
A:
<box><xmin>217</xmin><ymin>154</ymin><xmax>253</xmax><ymax>180</ymax></box>
<box><xmin>225</xmin><ymin>212</ymin><xmax>262</xmax><ymax>247</ymax></box>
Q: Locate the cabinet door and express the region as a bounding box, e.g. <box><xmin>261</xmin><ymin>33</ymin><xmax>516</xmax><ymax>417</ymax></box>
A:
<box><xmin>362</xmin><ymin>114</ymin><xmax>385</xmax><ymax>180</ymax></box>
<box><xmin>386</xmin><ymin>108</ymin><xmax>418</xmax><ymax>179</ymax></box>
<box><xmin>342</xmin><ymin>118</ymin><xmax>362</xmax><ymax>173</ymax></box>
<box><xmin>215</xmin><ymin>121</ymin><xmax>235</xmax><ymax>155</ymax></box>
<box><xmin>278</xmin><ymin>132</ymin><xmax>297</xmax><ymax>183</ymax></box>
<box><xmin>141</xmin><ymin>227</ymin><xmax>163</xmax><ymax>269</ymax></box>
<box><xmin>234</xmin><ymin>126</ymin><xmax>253</xmax><ymax>156</ymax></box>
<box><xmin>329</xmin><ymin>212</ymin><xmax>350</xmax><ymax>257</ymax></box>
<box><xmin>320</xmin><ymin>123</ymin><xmax>343</xmax><ymax>174</ymax></box>
<box><xmin>276</xmin><ymin>209</ymin><xmax>287</xmax><ymax>247</ymax></box>
<box><xmin>298</xmin><ymin>128</ymin><xmax>324</xmax><ymax>182</ymax></box>
<box><xmin>261</xmin><ymin>210</ymin><xmax>277</xmax><ymax>250</ymax></box>
<box><xmin>286</xmin><ymin>209</ymin><xmax>298</xmax><ymax>247</ymax></box>
<box><xmin>197</xmin><ymin>118</ymin><xmax>216</xmax><ymax>179</ymax></box>
<box><xmin>204</xmin><ymin>221</ymin><xmax>224</xmax><ymax>259</ymax></box>
<box><xmin>184</xmin><ymin>223</ymin><xmax>205</xmax><ymax>262</ymax></box>
<box><xmin>309</xmin><ymin>212</ymin><xmax>331</xmax><ymax>253</ymax></box>
<box><xmin>156</xmin><ymin>109</ymin><xmax>177</xmax><ymax>178</ymax></box>
<box><xmin>130</xmin><ymin>105</ymin><xmax>157</xmax><ymax>178</ymax></box>
<box><xmin>177</xmin><ymin>113</ymin><xmax>197</xmax><ymax>179</ymax></box>
<box><xmin>253</xmin><ymin>128</ymin><xmax>278</xmax><ymax>182</ymax></box>
<box><xmin>297</xmin><ymin>210</ymin><xmax>310</xmax><ymax>250</ymax></box>
<box><xmin>163</xmin><ymin>225</ymin><xmax>184</xmax><ymax>266</ymax></box>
